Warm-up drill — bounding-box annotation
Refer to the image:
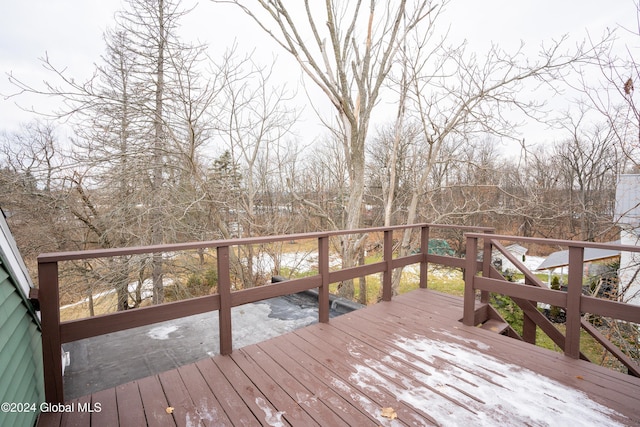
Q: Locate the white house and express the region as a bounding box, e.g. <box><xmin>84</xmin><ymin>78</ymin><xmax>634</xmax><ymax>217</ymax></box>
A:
<box><xmin>614</xmin><ymin>174</ymin><xmax>640</xmax><ymax>305</ymax></box>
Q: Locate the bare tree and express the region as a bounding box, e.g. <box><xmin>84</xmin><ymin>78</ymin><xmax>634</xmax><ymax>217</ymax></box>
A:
<box><xmin>368</xmin><ymin>10</ymin><xmax>608</xmax><ymax>295</ymax></box>
<box><xmin>553</xmin><ymin>107</ymin><xmax>619</xmax><ymax>241</ymax></box>
<box><xmin>7</xmin><ymin>0</ymin><xmax>221</xmax><ymax>309</ymax></box>
<box><xmin>577</xmin><ymin>4</ymin><xmax>640</xmax><ymax>170</ymax></box>
<box><xmin>215</xmin><ymin>0</ymin><xmax>437</xmax><ymax>298</ymax></box>
<box><xmin>214</xmin><ymin>52</ymin><xmax>297</xmax><ymax>287</ymax></box>
<box><xmin>0</xmin><ymin>121</ymin><xmax>69</xmax><ymax>259</ymax></box>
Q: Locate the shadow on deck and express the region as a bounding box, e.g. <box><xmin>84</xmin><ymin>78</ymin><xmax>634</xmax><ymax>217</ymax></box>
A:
<box><xmin>37</xmin><ymin>289</ymin><xmax>640</xmax><ymax>426</ymax></box>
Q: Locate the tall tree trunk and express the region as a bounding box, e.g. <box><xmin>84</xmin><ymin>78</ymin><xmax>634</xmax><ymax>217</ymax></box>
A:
<box><xmin>151</xmin><ymin>0</ymin><xmax>165</xmax><ymax>305</ymax></box>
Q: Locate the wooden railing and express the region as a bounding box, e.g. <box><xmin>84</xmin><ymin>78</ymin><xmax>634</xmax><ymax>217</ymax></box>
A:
<box><xmin>463</xmin><ymin>233</ymin><xmax>640</xmax><ymax>376</ymax></box>
<box><xmin>38</xmin><ymin>223</ymin><xmax>493</xmax><ymax>403</ymax></box>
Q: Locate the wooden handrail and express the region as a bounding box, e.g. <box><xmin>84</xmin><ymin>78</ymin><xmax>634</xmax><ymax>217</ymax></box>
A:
<box><xmin>37</xmin><ymin>224</ymin><xmax>496</xmax><ymax>263</ymax></box>
<box><xmin>465</xmin><ymin>233</ymin><xmax>640</xmax><ymax>253</ymax></box>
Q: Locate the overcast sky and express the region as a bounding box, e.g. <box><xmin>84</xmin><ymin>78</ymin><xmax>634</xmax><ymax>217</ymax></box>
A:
<box><xmin>0</xmin><ymin>0</ymin><xmax>637</xmax><ymax>145</ymax></box>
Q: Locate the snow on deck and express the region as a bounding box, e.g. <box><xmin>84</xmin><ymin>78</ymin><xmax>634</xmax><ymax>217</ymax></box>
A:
<box><xmin>347</xmin><ymin>331</ymin><xmax>625</xmax><ymax>426</ymax></box>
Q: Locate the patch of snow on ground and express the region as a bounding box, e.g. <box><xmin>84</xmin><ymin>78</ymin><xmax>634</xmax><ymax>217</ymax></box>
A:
<box><xmin>231</xmin><ymin>303</ymin><xmax>317</xmax><ymax>348</ymax></box>
<box><xmin>146</xmin><ymin>324</ymin><xmax>179</xmax><ymax>340</ymax></box>
<box><xmin>250</xmin><ymin>251</ymin><xmax>342</xmax><ymax>276</ymax></box>
<box><xmin>60</xmin><ymin>278</ymin><xmax>173</xmax><ymax>310</ymax></box>
<box><xmin>346</xmin><ymin>333</ymin><xmax>626</xmax><ymax>426</ymax></box>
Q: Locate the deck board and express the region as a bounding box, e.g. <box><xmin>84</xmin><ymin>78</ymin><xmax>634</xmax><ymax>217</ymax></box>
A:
<box><xmin>254</xmin><ymin>339</ymin><xmax>376</xmax><ymax>426</ymax></box>
<box><xmin>157</xmin><ymin>369</ymin><xmax>202</xmax><ymax>427</ymax></box>
<box><xmin>194</xmin><ymin>358</ymin><xmax>259</xmax><ymax>426</ymax></box>
<box><xmin>90</xmin><ymin>387</ymin><xmax>118</xmax><ymax>426</ymax></box>
<box><xmin>175</xmin><ymin>363</ymin><xmax>233</xmax><ymax>427</ymax></box>
<box><xmin>137</xmin><ymin>375</ymin><xmax>174</xmax><ymax>427</ymax></box>
<box><xmin>37</xmin><ymin>289</ymin><xmax>640</xmax><ymax>426</ymax></box>
<box><xmin>115</xmin><ymin>381</ymin><xmax>146</xmax><ymax>427</ymax></box>
<box><xmin>239</xmin><ymin>345</ymin><xmax>357</xmax><ymax>426</ymax></box>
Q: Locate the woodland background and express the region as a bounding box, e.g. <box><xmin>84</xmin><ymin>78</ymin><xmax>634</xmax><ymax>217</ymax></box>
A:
<box><xmin>1</xmin><ymin>0</ymin><xmax>639</xmax><ymax>305</ymax></box>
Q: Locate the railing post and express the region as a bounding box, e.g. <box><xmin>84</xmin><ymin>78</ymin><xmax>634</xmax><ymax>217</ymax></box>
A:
<box><xmin>38</xmin><ymin>260</ymin><xmax>64</xmax><ymax>403</ymax></box>
<box><xmin>318</xmin><ymin>236</ymin><xmax>330</xmax><ymax>323</ymax></box>
<box><xmin>217</xmin><ymin>245</ymin><xmax>232</xmax><ymax>356</ymax></box>
<box><xmin>522</xmin><ymin>275</ymin><xmax>537</xmax><ymax>345</ymax></box>
<box><xmin>420</xmin><ymin>225</ymin><xmax>429</xmax><ymax>289</ymax></box>
<box><xmin>565</xmin><ymin>245</ymin><xmax>584</xmax><ymax>359</ymax></box>
<box><xmin>463</xmin><ymin>235</ymin><xmax>478</xmax><ymax>326</ymax></box>
<box><xmin>480</xmin><ymin>231</ymin><xmax>493</xmax><ymax>303</ymax></box>
<box><xmin>522</xmin><ymin>311</ymin><xmax>537</xmax><ymax>344</ymax></box>
<box><xmin>382</xmin><ymin>230</ymin><xmax>393</xmax><ymax>301</ymax></box>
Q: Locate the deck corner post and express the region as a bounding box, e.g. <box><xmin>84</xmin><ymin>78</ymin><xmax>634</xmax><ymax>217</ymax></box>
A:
<box><xmin>38</xmin><ymin>259</ymin><xmax>64</xmax><ymax>404</ymax></box>
<box><xmin>463</xmin><ymin>235</ymin><xmax>478</xmax><ymax>326</ymax></box>
<box><xmin>382</xmin><ymin>230</ymin><xmax>393</xmax><ymax>301</ymax></box>
<box><xmin>217</xmin><ymin>245</ymin><xmax>233</xmax><ymax>356</ymax></box>
<box><xmin>565</xmin><ymin>245</ymin><xmax>584</xmax><ymax>359</ymax></box>
<box><xmin>318</xmin><ymin>235</ymin><xmax>330</xmax><ymax>323</ymax></box>
<box><xmin>420</xmin><ymin>225</ymin><xmax>430</xmax><ymax>289</ymax></box>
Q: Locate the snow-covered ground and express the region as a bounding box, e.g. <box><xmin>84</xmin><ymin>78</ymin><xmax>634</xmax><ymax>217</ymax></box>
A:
<box><xmin>60</xmin><ymin>278</ymin><xmax>170</xmax><ymax>311</ymax></box>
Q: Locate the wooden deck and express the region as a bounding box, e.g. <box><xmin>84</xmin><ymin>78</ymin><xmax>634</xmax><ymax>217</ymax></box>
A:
<box><xmin>37</xmin><ymin>289</ymin><xmax>640</xmax><ymax>426</ymax></box>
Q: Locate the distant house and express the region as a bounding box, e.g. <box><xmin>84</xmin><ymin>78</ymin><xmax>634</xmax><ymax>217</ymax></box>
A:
<box><xmin>615</xmin><ymin>174</ymin><xmax>640</xmax><ymax>305</ymax></box>
<box><xmin>536</xmin><ymin>244</ymin><xmax>621</xmax><ymax>289</ymax></box>
<box><xmin>0</xmin><ymin>209</ymin><xmax>44</xmax><ymax>426</ymax></box>
<box><xmin>487</xmin><ymin>243</ymin><xmax>528</xmax><ymax>273</ymax></box>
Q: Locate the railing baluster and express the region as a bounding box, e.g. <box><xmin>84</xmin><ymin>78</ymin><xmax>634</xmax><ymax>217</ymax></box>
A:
<box><xmin>217</xmin><ymin>245</ymin><xmax>232</xmax><ymax>356</ymax></box>
<box><xmin>420</xmin><ymin>226</ymin><xmax>429</xmax><ymax>289</ymax></box>
<box><xmin>463</xmin><ymin>235</ymin><xmax>479</xmax><ymax>326</ymax></box>
<box><xmin>565</xmin><ymin>245</ymin><xmax>584</xmax><ymax>359</ymax></box>
<box><xmin>382</xmin><ymin>230</ymin><xmax>393</xmax><ymax>301</ymax></box>
<box><xmin>318</xmin><ymin>235</ymin><xmax>330</xmax><ymax>323</ymax></box>
<box><xmin>38</xmin><ymin>260</ymin><xmax>64</xmax><ymax>403</ymax></box>
<box><xmin>480</xmin><ymin>233</ymin><xmax>493</xmax><ymax>303</ymax></box>
<box><xmin>522</xmin><ymin>275</ymin><xmax>537</xmax><ymax>345</ymax></box>
<box><xmin>522</xmin><ymin>312</ymin><xmax>537</xmax><ymax>344</ymax></box>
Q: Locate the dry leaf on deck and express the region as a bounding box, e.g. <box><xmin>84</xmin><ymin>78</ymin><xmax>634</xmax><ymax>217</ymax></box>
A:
<box><xmin>166</xmin><ymin>406</ymin><xmax>175</xmax><ymax>414</ymax></box>
<box><xmin>381</xmin><ymin>407</ymin><xmax>397</xmax><ymax>419</ymax></box>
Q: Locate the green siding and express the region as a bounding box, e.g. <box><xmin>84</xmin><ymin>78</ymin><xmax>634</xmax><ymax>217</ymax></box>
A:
<box><xmin>0</xmin><ymin>263</ymin><xmax>44</xmax><ymax>427</ymax></box>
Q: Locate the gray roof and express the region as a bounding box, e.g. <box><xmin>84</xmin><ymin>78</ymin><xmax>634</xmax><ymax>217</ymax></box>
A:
<box><xmin>536</xmin><ymin>242</ymin><xmax>621</xmax><ymax>271</ymax></box>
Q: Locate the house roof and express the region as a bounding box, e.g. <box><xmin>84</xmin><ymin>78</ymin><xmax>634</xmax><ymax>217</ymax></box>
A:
<box><xmin>536</xmin><ymin>242</ymin><xmax>621</xmax><ymax>271</ymax></box>
<box><xmin>0</xmin><ymin>208</ymin><xmax>39</xmax><ymax>322</ymax></box>
<box><xmin>62</xmin><ymin>291</ymin><xmax>362</xmax><ymax>399</ymax></box>
<box><xmin>492</xmin><ymin>243</ymin><xmax>528</xmax><ymax>258</ymax></box>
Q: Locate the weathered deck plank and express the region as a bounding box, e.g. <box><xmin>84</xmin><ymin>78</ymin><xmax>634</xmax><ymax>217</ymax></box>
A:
<box><xmin>90</xmin><ymin>387</ymin><xmax>118</xmax><ymax>426</ymax></box>
<box><xmin>194</xmin><ymin>357</ymin><xmax>260</xmax><ymax>426</ymax></box>
<box><xmin>114</xmin><ymin>381</ymin><xmax>146</xmax><ymax>426</ymax></box>
<box><xmin>174</xmin><ymin>363</ymin><xmax>233</xmax><ymax>426</ymax></box>
<box><xmin>37</xmin><ymin>289</ymin><xmax>640</xmax><ymax>426</ymax></box>
<box><xmin>254</xmin><ymin>338</ymin><xmax>376</xmax><ymax>426</ymax></box>
<box><xmin>238</xmin><ymin>345</ymin><xmax>358</xmax><ymax>426</ymax></box>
